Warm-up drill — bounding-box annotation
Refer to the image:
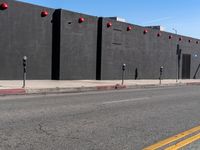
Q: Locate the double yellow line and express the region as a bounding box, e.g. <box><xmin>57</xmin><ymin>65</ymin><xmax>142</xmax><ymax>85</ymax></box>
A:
<box><xmin>143</xmin><ymin>125</ymin><xmax>200</xmax><ymax>150</ymax></box>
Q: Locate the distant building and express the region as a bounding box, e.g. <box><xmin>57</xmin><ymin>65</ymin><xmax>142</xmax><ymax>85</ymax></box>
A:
<box><xmin>108</xmin><ymin>17</ymin><xmax>126</xmax><ymax>22</ymax></box>
<box><xmin>145</xmin><ymin>26</ymin><xmax>165</xmax><ymax>31</ymax></box>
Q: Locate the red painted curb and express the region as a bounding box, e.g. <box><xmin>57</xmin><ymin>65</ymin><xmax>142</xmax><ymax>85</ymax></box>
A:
<box><xmin>0</xmin><ymin>89</ymin><xmax>26</xmax><ymax>95</ymax></box>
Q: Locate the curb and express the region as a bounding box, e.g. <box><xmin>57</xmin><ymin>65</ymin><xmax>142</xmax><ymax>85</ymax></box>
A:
<box><xmin>186</xmin><ymin>82</ymin><xmax>200</xmax><ymax>86</ymax></box>
<box><xmin>0</xmin><ymin>89</ymin><xmax>26</xmax><ymax>95</ymax></box>
<box><xmin>0</xmin><ymin>82</ymin><xmax>199</xmax><ymax>96</ymax></box>
<box><xmin>25</xmin><ymin>84</ymin><xmax>127</xmax><ymax>95</ymax></box>
<box><xmin>24</xmin><ymin>83</ymin><xmax>186</xmax><ymax>95</ymax></box>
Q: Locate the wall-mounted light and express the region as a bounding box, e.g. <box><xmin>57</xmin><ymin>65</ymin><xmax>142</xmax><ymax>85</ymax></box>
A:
<box><xmin>157</xmin><ymin>33</ymin><xmax>161</xmax><ymax>37</ymax></box>
<box><xmin>107</xmin><ymin>22</ymin><xmax>112</xmax><ymax>28</ymax></box>
<box><xmin>79</xmin><ymin>17</ymin><xmax>85</xmax><ymax>23</ymax></box>
<box><xmin>188</xmin><ymin>39</ymin><xmax>191</xmax><ymax>43</ymax></box>
<box><xmin>196</xmin><ymin>41</ymin><xmax>199</xmax><ymax>44</ymax></box>
<box><xmin>0</xmin><ymin>3</ymin><xmax>8</xmax><ymax>10</ymax></box>
<box><xmin>179</xmin><ymin>37</ymin><xmax>182</xmax><ymax>41</ymax></box>
<box><xmin>127</xmin><ymin>26</ymin><xmax>132</xmax><ymax>31</ymax></box>
<box><xmin>143</xmin><ymin>29</ymin><xmax>148</xmax><ymax>34</ymax></box>
<box><xmin>169</xmin><ymin>35</ymin><xmax>172</xmax><ymax>39</ymax></box>
<box><xmin>41</xmin><ymin>11</ymin><xmax>48</xmax><ymax>17</ymax></box>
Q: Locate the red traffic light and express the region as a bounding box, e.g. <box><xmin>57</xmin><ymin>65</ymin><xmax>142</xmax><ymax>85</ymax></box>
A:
<box><xmin>0</xmin><ymin>3</ymin><xmax>8</xmax><ymax>10</ymax></box>
<box><xmin>79</xmin><ymin>17</ymin><xmax>85</xmax><ymax>23</ymax></box>
<box><xmin>41</xmin><ymin>11</ymin><xmax>48</xmax><ymax>17</ymax></box>
<box><xmin>107</xmin><ymin>22</ymin><xmax>112</xmax><ymax>28</ymax></box>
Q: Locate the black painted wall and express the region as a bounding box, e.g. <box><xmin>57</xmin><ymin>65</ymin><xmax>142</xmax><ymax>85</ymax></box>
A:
<box><xmin>0</xmin><ymin>0</ymin><xmax>200</xmax><ymax>80</ymax></box>
<box><xmin>0</xmin><ymin>0</ymin><xmax>53</xmax><ymax>79</ymax></box>
<box><xmin>59</xmin><ymin>10</ymin><xmax>98</xmax><ymax>80</ymax></box>
<box><xmin>99</xmin><ymin>18</ymin><xmax>200</xmax><ymax>80</ymax></box>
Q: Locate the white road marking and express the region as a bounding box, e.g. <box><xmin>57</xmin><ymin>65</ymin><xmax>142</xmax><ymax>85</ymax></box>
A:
<box><xmin>102</xmin><ymin>97</ymin><xmax>150</xmax><ymax>104</ymax></box>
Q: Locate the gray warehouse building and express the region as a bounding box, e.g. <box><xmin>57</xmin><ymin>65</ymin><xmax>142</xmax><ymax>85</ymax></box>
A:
<box><xmin>0</xmin><ymin>0</ymin><xmax>200</xmax><ymax>80</ymax></box>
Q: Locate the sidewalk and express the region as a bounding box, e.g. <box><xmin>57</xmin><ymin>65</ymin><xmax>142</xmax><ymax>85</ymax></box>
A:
<box><xmin>0</xmin><ymin>79</ymin><xmax>199</xmax><ymax>95</ymax></box>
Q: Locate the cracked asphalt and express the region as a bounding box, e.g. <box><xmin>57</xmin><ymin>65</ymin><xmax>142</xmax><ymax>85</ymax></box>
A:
<box><xmin>0</xmin><ymin>86</ymin><xmax>200</xmax><ymax>150</ymax></box>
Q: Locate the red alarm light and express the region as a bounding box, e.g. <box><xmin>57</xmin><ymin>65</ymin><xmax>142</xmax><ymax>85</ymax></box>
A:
<box><xmin>107</xmin><ymin>22</ymin><xmax>112</xmax><ymax>28</ymax></box>
<box><xmin>79</xmin><ymin>17</ymin><xmax>85</xmax><ymax>23</ymax></box>
<box><xmin>127</xmin><ymin>26</ymin><xmax>132</xmax><ymax>31</ymax></box>
<box><xmin>0</xmin><ymin>3</ymin><xmax>8</xmax><ymax>10</ymax></box>
<box><xmin>143</xmin><ymin>29</ymin><xmax>148</xmax><ymax>34</ymax></box>
<box><xmin>41</xmin><ymin>11</ymin><xmax>48</xmax><ymax>17</ymax></box>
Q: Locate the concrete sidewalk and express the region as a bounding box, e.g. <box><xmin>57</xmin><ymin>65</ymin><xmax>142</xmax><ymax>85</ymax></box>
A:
<box><xmin>0</xmin><ymin>79</ymin><xmax>200</xmax><ymax>95</ymax></box>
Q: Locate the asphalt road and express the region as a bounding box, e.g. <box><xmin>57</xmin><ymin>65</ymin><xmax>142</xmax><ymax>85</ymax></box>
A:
<box><xmin>0</xmin><ymin>85</ymin><xmax>200</xmax><ymax>150</ymax></box>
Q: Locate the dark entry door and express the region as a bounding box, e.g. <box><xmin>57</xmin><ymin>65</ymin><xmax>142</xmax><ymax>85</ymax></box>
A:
<box><xmin>182</xmin><ymin>54</ymin><xmax>191</xmax><ymax>79</ymax></box>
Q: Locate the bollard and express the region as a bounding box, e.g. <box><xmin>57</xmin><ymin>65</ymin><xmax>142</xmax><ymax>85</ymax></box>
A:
<box><xmin>22</xmin><ymin>56</ymin><xmax>27</xmax><ymax>88</ymax></box>
<box><xmin>122</xmin><ymin>64</ymin><xmax>126</xmax><ymax>85</ymax></box>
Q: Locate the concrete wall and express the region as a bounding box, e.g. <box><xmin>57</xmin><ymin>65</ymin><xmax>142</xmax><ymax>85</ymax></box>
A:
<box><xmin>99</xmin><ymin>18</ymin><xmax>200</xmax><ymax>80</ymax></box>
<box><xmin>0</xmin><ymin>0</ymin><xmax>53</xmax><ymax>79</ymax></box>
<box><xmin>59</xmin><ymin>10</ymin><xmax>98</xmax><ymax>80</ymax></box>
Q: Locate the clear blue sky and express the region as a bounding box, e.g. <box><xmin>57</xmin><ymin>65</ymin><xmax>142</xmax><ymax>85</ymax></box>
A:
<box><xmin>17</xmin><ymin>0</ymin><xmax>200</xmax><ymax>39</ymax></box>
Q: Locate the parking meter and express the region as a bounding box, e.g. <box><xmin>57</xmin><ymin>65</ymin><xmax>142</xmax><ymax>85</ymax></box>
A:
<box><xmin>23</xmin><ymin>56</ymin><xmax>27</xmax><ymax>71</ymax></box>
<box><xmin>122</xmin><ymin>64</ymin><xmax>126</xmax><ymax>85</ymax></box>
<box><xmin>160</xmin><ymin>66</ymin><xmax>163</xmax><ymax>74</ymax></box>
<box><xmin>22</xmin><ymin>56</ymin><xmax>27</xmax><ymax>88</ymax></box>
<box><xmin>122</xmin><ymin>64</ymin><xmax>126</xmax><ymax>71</ymax></box>
<box><xmin>159</xmin><ymin>66</ymin><xmax>163</xmax><ymax>84</ymax></box>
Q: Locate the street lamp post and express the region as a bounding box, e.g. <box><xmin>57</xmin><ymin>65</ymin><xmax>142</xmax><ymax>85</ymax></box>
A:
<box><xmin>172</xmin><ymin>28</ymin><xmax>177</xmax><ymax>34</ymax></box>
<box><xmin>173</xmin><ymin>28</ymin><xmax>178</xmax><ymax>83</ymax></box>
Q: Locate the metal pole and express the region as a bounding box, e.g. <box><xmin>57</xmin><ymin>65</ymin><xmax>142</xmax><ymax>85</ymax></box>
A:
<box><xmin>122</xmin><ymin>70</ymin><xmax>124</xmax><ymax>85</ymax></box>
<box><xmin>23</xmin><ymin>68</ymin><xmax>26</xmax><ymax>88</ymax></box>
<box><xmin>173</xmin><ymin>29</ymin><xmax>178</xmax><ymax>83</ymax></box>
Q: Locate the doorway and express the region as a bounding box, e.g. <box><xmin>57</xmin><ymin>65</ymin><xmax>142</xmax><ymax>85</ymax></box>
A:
<box><xmin>182</xmin><ymin>54</ymin><xmax>191</xmax><ymax>79</ymax></box>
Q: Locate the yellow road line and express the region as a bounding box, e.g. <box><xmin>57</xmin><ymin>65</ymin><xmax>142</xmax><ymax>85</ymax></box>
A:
<box><xmin>165</xmin><ymin>132</ymin><xmax>200</xmax><ymax>150</ymax></box>
<box><xmin>143</xmin><ymin>125</ymin><xmax>200</xmax><ymax>150</ymax></box>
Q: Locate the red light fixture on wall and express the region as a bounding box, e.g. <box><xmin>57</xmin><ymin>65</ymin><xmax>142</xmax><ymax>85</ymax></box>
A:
<box><xmin>196</xmin><ymin>41</ymin><xmax>199</xmax><ymax>44</ymax></box>
<box><xmin>143</xmin><ymin>29</ymin><xmax>148</xmax><ymax>34</ymax></box>
<box><xmin>0</xmin><ymin>3</ymin><xmax>8</xmax><ymax>10</ymax></box>
<box><xmin>41</xmin><ymin>11</ymin><xmax>48</xmax><ymax>17</ymax></box>
<box><xmin>179</xmin><ymin>37</ymin><xmax>182</xmax><ymax>41</ymax></box>
<box><xmin>169</xmin><ymin>35</ymin><xmax>172</xmax><ymax>39</ymax></box>
<box><xmin>188</xmin><ymin>39</ymin><xmax>191</xmax><ymax>43</ymax></box>
<box><xmin>127</xmin><ymin>26</ymin><xmax>132</xmax><ymax>31</ymax></box>
<box><xmin>79</xmin><ymin>17</ymin><xmax>85</xmax><ymax>23</ymax></box>
<box><xmin>107</xmin><ymin>22</ymin><xmax>112</xmax><ymax>28</ymax></box>
<box><xmin>157</xmin><ymin>32</ymin><xmax>161</xmax><ymax>37</ymax></box>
